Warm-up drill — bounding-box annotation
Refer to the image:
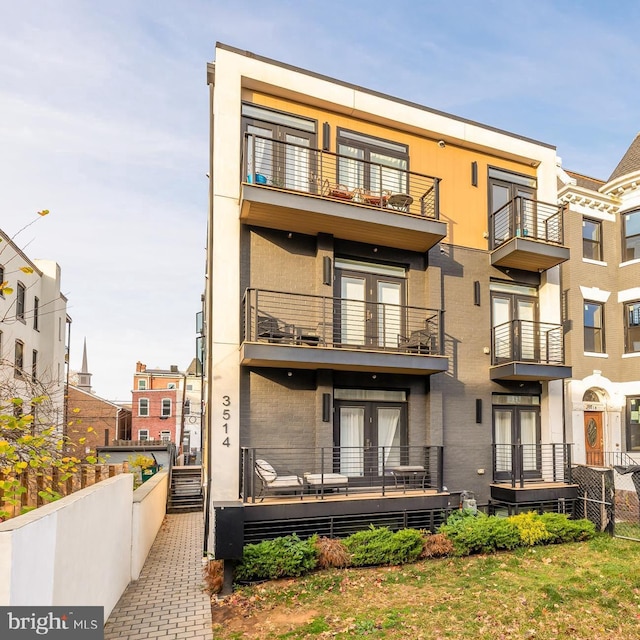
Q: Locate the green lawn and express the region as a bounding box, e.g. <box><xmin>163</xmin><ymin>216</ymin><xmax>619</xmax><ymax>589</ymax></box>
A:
<box><xmin>211</xmin><ymin>535</ymin><xmax>640</xmax><ymax>639</ymax></box>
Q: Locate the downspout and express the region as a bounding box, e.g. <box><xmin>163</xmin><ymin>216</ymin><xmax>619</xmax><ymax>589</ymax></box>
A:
<box><xmin>203</xmin><ymin>62</ymin><xmax>215</xmax><ymax>555</ymax></box>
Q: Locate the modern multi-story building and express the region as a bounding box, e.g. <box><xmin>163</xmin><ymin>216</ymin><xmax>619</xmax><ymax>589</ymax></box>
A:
<box><xmin>558</xmin><ymin>134</ymin><xmax>640</xmax><ymax>467</ymax></box>
<box><xmin>0</xmin><ymin>228</ymin><xmax>70</xmax><ymax>434</ymax></box>
<box><xmin>131</xmin><ymin>362</ymin><xmax>185</xmax><ymax>446</ymax></box>
<box><xmin>204</xmin><ymin>44</ymin><xmax>577</xmax><ymax>556</ymax></box>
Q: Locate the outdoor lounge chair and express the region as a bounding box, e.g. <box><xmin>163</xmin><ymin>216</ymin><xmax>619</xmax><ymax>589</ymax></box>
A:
<box><xmin>257</xmin><ymin>315</ymin><xmax>296</xmax><ymax>343</ymax></box>
<box><xmin>254</xmin><ymin>459</ymin><xmax>303</xmax><ymax>500</ymax></box>
<box><xmin>304</xmin><ymin>472</ymin><xmax>349</xmax><ymax>497</ymax></box>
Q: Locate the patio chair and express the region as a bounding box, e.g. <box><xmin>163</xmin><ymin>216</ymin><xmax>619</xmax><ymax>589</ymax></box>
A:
<box><xmin>321</xmin><ymin>179</ymin><xmax>355</xmax><ymax>202</ymax></box>
<box><xmin>304</xmin><ymin>472</ymin><xmax>349</xmax><ymax>498</ymax></box>
<box><xmin>359</xmin><ymin>188</ymin><xmax>391</xmax><ymax>207</ymax></box>
<box><xmin>398</xmin><ymin>329</ymin><xmax>435</xmax><ymax>354</ymax></box>
<box><xmin>257</xmin><ymin>315</ymin><xmax>296</xmax><ymax>343</ymax></box>
<box><xmin>254</xmin><ymin>459</ymin><xmax>303</xmax><ymax>500</ymax></box>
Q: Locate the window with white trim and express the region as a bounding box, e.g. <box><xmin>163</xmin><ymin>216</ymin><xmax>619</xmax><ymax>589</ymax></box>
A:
<box><xmin>138</xmin><ymin>398</ymin><xmax>149</xmax><ymax>417</ymax></box>
<box><xmin>160</xmin><ymin>430</ymin><xmax>171</xmax><ymax>443</ymax></box>
<box><xmin>161</xmin><ymin>398</ymin><xmax>171</xmax><ymax>417</ymax></box>
<box><xmin>138</xmin><ymin>429</ymin><xmax>149</xmax><ymax>442</ymax></box>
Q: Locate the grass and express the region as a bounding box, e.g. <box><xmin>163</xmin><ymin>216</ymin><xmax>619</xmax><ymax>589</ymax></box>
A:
<box><xmin>211</xmin><ymin>535</ymin><xmax>640</xmax><ymax>639</ymax></box>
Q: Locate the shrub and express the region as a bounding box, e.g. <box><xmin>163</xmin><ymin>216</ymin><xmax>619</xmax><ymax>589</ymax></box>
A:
<box><xmin>439</xmin><ymin>512</ymin><xmax>520</xmax><ymax>555</ymax></box>
<box><xmin>235</xmin><ymin>534</ymin><xmax>318</xmax><ymax>582</ymax></box>
<box><xmin>510</xmin><ymin>512</ymin><xmax>550</xmax><ymax>546</ymax></box>
<box><xmin>420</xmin><ymin>533</ymin><xmax>454</xmax><ymax>558</ymax></box>
<box><xmin>538</xmin><ymin>513</ymin><xmax>596</xmax><ymax>543</ymax></box>
<box><xmin>315</xmin><ymin>536</ymin><xmax>351</xmax><ymax>569</ymax></box>
<box><xmin>343</xmin><ymin>526</ymin><xmax>424</xmax><ymax>567</ymax></box>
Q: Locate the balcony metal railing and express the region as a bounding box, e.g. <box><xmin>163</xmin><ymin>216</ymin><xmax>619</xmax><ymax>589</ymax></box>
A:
<box><xmin>241</xmin><ymin>445</ymin><xmax>444</xmax><ymax>502</ymax></box>
<box><xmin>492</xmin><ymin>320</ymin><xmax>564</xmax><ymax>365</ymax></box>
<box><xmin>243</xmin><ymin>132</ymin><xmax>441</xmax><ymax>219</ymax></box>
<box><xmin>491</xmin><ymin>197</ymin><xmax>564</xmax><ymax>248</ymax></box>
<box><xmin>586</xmin><ymin>450</ymin><xmax>638</xmax><ymax>468</ymax></box>
<box><xmin>243</xmin><ymin>288</ymin><xmax>444</xmax><ymax>355</ymax></box>
<box><xmin>493</xmin><ymin>443</ymin><xmax>573</xmax><ymax>488</ymax></box>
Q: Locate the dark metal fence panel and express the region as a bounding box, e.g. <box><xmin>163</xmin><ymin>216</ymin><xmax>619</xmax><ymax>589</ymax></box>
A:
<box><xmin>572</xmin><ymin>465</ymin><xmax>615</xmax><ymax>534</ymax></box>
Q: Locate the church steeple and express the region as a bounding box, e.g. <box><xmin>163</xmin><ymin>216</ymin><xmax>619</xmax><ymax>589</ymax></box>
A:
<box><xmin>77</xmin><ymin>338</ymin><xmax>92</xmax><ymax>392</ymax></box>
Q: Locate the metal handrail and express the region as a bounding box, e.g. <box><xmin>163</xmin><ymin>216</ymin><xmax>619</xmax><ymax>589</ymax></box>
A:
<box><xmin>243</xmin><ymin>132</ymin><xmax>441</xmax><ymax>220</ymax></box>
<box><xmin>241</xmin><ymin>445</ymin><xmax>444</xmax><ymax>502</ymax></box>
<box><xmin>493</xmin><ymin>443</ymin><xmax>573</xmax><ymax>488</ymax></box>
<box><xmin>242</xmin><ymin>288</ymin><xmax>444</xmax><ymax>355</ymax></box>
<box><xmin>492</xmin><ymin>319</ymin><xmax>565</xmax><ymax>365</ymax></box>
<box><xmin>491</xmin><ymin>196</ymin><xmax>564</xmax><ymax>248</ymax></box>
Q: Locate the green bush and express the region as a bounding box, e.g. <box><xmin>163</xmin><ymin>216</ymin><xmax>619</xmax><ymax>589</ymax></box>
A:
<box><xmin>343</xmin><ymin>526</ymin><xmax>424</xmax><ymax>567</ymax></box>
<box><xmin>510</xmin><ymin>512</ymin><xmax>551</xmax><ymax>546</ymax></box>
<box><xmin>538</xmin><ymin>513</ymin><xmax>596</xmax><ymax>543</ymax></box>
<box><xmin>235</xmin><ymin>534</ymin><xmax>318</xmax><ymax>582</ymax></box>
<box><xmin>439</xmin><ymin>512</ymin><xmax>521</xmax><ymax>555</ymax></box>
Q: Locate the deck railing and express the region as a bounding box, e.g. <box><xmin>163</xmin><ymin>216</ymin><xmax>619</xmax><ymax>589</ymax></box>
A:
<box><xmin>243</xmin><ymin>132</ymin><xmax>441</xmax><ymax>219</ymax></box>
<box><xmin>241</xmin><ymin>445</ymin><xmax>444</xmax><ymax>503</ymax></box>
<box><xmin>493</xmin><ymin>443</ymin><xmax>573</xmax><ymax>488</ymax></box>
<box><xmin>243</xmin><ymin>288</ymin><xmax>444</xmax><ymax>355</ymax></box>
<box><xmin>492</xmin><ymin>320</ymin><xmax>565</xmax><ymax>365</ymax></box>
<box><xmin>491</xmin><ymin>196</ymin><xmax>564</xmax><ymax>248</ymax></box>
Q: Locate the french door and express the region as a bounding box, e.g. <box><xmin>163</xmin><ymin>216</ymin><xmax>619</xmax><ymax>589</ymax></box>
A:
<box><xmin>243</xmin><ymin>113</ymin><xmax>316</xmax><ymax>193</ymax></box>
<box><xmin>491</xmin><ymin>283</ymin><xmax>538</xmax><ymax>363</ymax></box>
<box><xmin>334</xmin><ymin>399</ymin><xmax>407</xmax><ymax>479</ymax></box>
<box><xmin>335</xmin><ymin>259</ymin><xmax>405</xmax><ymax>349</ymax></box>
<box><xmin>494</xmin><ymin>404</ymin><xmax>541</xmax><ymax>481</ymax></box>
<box><xmin>489</xmin><ymin>177</ymin><xmax>535</xmax><ymax>246</ymax></box>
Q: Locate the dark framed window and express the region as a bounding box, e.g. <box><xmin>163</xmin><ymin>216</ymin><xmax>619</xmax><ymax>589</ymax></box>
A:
<box><xmin>623</xmin><ymin>210</ymin><xmax>640</xmax><ymax>261</ymax></box>
<box><xmin>14</xmin><ymin>340</ymin><xmax>24</xmax><ymax>376</ymax></box>
<box><xmin>138</xmin><ymin>398</ymin><xmax>149</xmax><ymax>417</ymax></box>
<box><xmin>33</xmin><ymin>296</ymin><xmax>39</xmax><ymax>330</ymax></box>
<box><xmin>625</xmin><ymin>301</ymin><xmax>640</xmax><ymax>353</ymax></box>
<box><xmin>582</xmin><ymin>218</ymin><xmax>602</xmax><ymax>261</ymax></box>
<box><xmin>31</xmin><ymin>349</ymin><xmax>38</xmax><ymax>382</ymax></box>
<box><xmin>626</xmin><ymin>396</ymin><xmax>640</xmax><ymax>451</ymax></box>
<box><xmin>16</xmin><ymin>282</ymin><xmax>25</xmax><ymax>321</ymax></box>
<box><xmin>336</xmin><ymin>128</ymin><xmax>408</xmax><ymax>194</ymax></box>
<box><xmin>584</xmin><ymin>301</ymin><xmax>605</xmax><ymax>353</ymax></box>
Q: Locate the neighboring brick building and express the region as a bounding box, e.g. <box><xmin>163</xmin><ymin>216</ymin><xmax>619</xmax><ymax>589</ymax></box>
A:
<box><xmin>131</xmin><ymin>362</ymin><xmax>184</xmax><ymax>446</ymax></box>
<box><xmin>66</xmin><ymin>341</ymin><xmax>131</xmax><ymax>458</ymax></box>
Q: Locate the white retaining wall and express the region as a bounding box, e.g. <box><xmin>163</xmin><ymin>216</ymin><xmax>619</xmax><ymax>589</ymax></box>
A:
<box><xmin>0</xmin><ymin>470</ymin><xmax>169</xmax><ymax>620</ymax></box>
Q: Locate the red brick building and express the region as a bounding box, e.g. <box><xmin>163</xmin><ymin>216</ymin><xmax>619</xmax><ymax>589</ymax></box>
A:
<box><xmin>131</xmin><ymin>362</ymin><xmax>185</xmax><ymax>446</ymax></box>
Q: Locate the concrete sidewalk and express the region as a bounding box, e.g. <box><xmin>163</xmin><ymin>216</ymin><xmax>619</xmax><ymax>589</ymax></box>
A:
<box><xmin>104</xmin><ymin>512</ymin><xmax>212</xmax><ymax>639</ymax></box>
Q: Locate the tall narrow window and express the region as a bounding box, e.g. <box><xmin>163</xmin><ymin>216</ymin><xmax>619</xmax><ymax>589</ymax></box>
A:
<box><xmin>584</xmin><ymin>302</ymin><xmax>605</xmax><ymax>353</ymax></box>
<box><xmin>161</xmin><ymin>399</ymin><xmax>172</xmax><ymax>417</ymax></box>
<box><xmin>33</xmin><ymin>296</ymin><xmax>39</xmax><ymax>330</ymax></box>
<box><xmin>138</xmin><ymin>398</ymin><xmax>149</xmax><ymax>417</ymax></box>
<box><xmin>625</xmin><ymin>301</ymin><xmax>640</xmax><ymax>353</ymax></box>
<box><xmin>16</xmin><ymin>283</ymin><xmax>25</xmax><ymax>321</ymax></box>
<box><xmin>31</xmin><ymin>349</ymin><xmax>38</xmax><ymax>382</ymax></box>
<box><xmin>623</xmin><ymin>210</ymin><xmax>640</xmax><ymax>261</ymax></box>
<box><xmin>14</xmin><ymin>340</ymin><xmax>24</xmax><ymax>376</ymax></box>
<box><xmin>582</xmin><ymin>218</ymin><xmax>602</xmax><ymax>261</ymax></box>
<box><xmin>184</xmin><ymin>399</ymin><xmax>191</xmax><ymax>415</ymax></box>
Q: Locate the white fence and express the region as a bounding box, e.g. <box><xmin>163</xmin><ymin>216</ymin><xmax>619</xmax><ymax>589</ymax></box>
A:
<box><xmin>0</xmin><ymin>470</ymin><xmax>169</xmax><ymax>620</ymax></box>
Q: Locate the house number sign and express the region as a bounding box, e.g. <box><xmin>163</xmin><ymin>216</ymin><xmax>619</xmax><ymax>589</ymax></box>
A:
<box><xmin>221</xmin><ymin>395</ymin><xmax>231</xmax><ymax>447</ymax></box>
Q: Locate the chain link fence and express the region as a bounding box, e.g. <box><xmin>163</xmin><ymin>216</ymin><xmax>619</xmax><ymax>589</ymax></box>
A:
<box><xmin>571</xmin><ymin>464</ymin><xmax>640</xmax><ymax>541</ymax></box>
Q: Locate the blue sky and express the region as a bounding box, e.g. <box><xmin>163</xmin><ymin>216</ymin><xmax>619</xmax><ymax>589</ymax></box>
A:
<box><xmin>1</xmin><ymin>1</ymin><xmax>639</xmax><ymax>400</ymax></box>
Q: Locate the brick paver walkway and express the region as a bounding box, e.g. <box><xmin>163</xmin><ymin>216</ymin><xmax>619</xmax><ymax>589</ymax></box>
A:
<box><xmin>104</xmin><ymin>512</ymin><xmax>212</xmax><ymax>639</ymax></box>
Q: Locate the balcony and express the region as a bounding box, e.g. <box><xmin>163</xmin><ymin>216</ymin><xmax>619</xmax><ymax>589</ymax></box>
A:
<box><xmin>241</xmin><ymin>288</ymin><xmax>448</xmax><ymax>375</ymax></box>
<box><xmin>490</xmin><ymin>319</ymin><xmax>571</xmax><ymax>381</ymax></box>
<box><xmin>240</xmin><ymin>133</ymin><xmax>447</xmax><ymax>252</ymax></box>
<box><xmin>241</xmin><ymin>445</ymin><xmax>445</xmax><ymax>503</ymax></box>
<box><xmin>491</xmin><ymin>444</ymin><xmax>578</xmax><ymax>508</ymax></box>
<box><xmin>490</xmin><ymin>197</ymin><xmax>569</xmax><ymax>271</ymax></box>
